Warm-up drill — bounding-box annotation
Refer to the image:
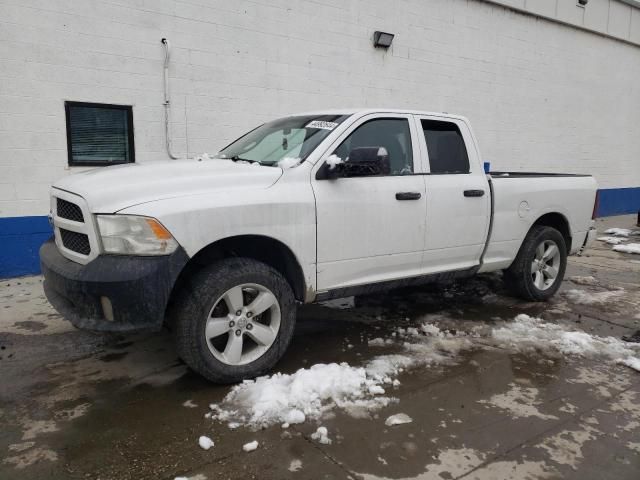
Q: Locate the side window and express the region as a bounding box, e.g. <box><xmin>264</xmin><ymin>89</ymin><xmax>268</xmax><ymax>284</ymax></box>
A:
<box><xmin>333</xmin><ymin>118</ymin><xmax>413</xmax><ymax>175</ymax></box>
<box><xmin>421</xmin><ymin>120</ymin><xmax>470</xmax><ymax>174</ymax></box>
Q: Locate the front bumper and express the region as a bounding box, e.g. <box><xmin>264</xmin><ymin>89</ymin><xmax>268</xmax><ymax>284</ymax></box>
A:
<box><xmin>40</xmin><ymin>238</ymin><xmax>189</xmax><ymax>332</ymax></box>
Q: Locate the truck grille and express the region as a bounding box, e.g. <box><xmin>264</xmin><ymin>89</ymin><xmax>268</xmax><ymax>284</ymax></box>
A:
<box><xmin>52</xmin><ymin>190</ymin><xmax>98</xmax><ymax>264</ymax></box>
<box><xmin>59</xmin><ymin>229</ymin><xmax>91</xmax><ymax>255</ymax></box>
<box><xmin>56</xmin><ymin>198</ymin><xmax>85</xmax><ymax>222</ymax></box>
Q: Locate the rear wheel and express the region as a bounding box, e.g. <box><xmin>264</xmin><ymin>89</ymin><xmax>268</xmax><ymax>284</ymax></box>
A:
<box><xmin>504</xmin><ymin>225</ymin><xmax>567</xmax><ymax>301</ymax></box>
<box><xmin>174</xmin><ymin>257</ymin><xmax>296</xmax><ymax>383</ymax></box>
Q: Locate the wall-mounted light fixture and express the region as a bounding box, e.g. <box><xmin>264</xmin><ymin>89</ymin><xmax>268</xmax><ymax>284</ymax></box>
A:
<box><xmin>373</xmin><ymin>31</ymin><xmax>394</xmax><ymax>48</ymax></box>
<box><xmin>577</xmin><ymin>0</ymin><xmax>588</xmax><ymax>6</ymax></box>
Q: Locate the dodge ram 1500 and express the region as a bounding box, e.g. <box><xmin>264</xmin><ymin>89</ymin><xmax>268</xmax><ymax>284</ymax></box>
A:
<box><xmin>41</xmin><ymin>109</ymin><xmax>598</xmax><ymax>382</ymax></box>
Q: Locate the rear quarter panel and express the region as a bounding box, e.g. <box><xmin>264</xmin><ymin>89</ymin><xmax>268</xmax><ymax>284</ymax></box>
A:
<box><xmin>480</xmin><ymin>175</ymin><xmax>597</xmax><ymax>271</ymax></box>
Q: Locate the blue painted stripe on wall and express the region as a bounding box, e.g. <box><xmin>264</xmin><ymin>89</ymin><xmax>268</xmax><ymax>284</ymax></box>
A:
<box><xmin>0</xmin><ymin>186</ymin><xmax>638</xmax><ymax>278</ymax></box>
<box><xmin>0</xmin><ymin>216</ymin><xmax>52</xmax><ymax>279</ymax></box>
<box><xmin>596</xmin><ymin>187</ymin><xmax>640</xmax><ymax>217</ymax></box>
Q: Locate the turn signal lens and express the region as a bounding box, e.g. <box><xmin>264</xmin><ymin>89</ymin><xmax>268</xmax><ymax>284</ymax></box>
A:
<box><xmin>146</xmin><ymin>218</ymin><xmax>173</xmax><ymax>240</ymax></box>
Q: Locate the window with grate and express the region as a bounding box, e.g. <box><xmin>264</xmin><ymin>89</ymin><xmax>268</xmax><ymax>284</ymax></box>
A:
<box><xmin>65</xmin><ymin>102</ymin><xmax>135</xmax><ymax>166</ymax></box>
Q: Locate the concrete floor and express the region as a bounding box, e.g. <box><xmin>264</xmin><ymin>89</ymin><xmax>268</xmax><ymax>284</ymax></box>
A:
<box><xmin>1</xmin><ymin>215</ymin><xmax>639</xmax><ymax>480</ymax></box>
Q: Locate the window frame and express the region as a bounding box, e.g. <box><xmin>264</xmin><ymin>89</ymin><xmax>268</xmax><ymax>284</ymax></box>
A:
<box><xmin>419</xmin><ymin>118</ymin><xmax>471</xmax><ymax>175</ymax></box>
<box><xmin>65</xmin><ymin>101</ymin><xmax>135</xmax><ymax>167</ymax></box>
<box><xmin>315</xmin><ymin>113</ymin><xmax>422</xmax><ymax>180</ymax></box>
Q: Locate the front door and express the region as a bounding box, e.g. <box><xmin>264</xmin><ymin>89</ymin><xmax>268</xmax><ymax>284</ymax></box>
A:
<box><xmin>312</xmin><ymin>114</ymin><xmax>427</xmax><ymax>291</ymax></box>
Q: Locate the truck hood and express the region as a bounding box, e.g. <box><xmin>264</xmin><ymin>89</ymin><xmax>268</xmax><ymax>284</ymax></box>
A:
<box><xmin>53</xmin><ymin>159</ymin><xmax>283</xmax><ymax>213</ymax></box>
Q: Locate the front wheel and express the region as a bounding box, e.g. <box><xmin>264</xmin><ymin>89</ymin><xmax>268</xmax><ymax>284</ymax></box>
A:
<box><xmin>174</xmin><ymin>258</ymin><xmax>296</xmax><ymax>383</ymax></box>
<box><xmin>504</xmin><ymin>225</ymin><xmax>567</xmax><ymax>301</ymax></box>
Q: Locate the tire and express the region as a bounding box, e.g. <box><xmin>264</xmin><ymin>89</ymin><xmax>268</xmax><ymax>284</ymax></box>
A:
<box><xmin>504</xmin><ymin>225</ymin><xmax>567</xmax><ymax>301</ymax></box>
<box><xmin>174</xmin><ymin>257</ymin><xmax>296</xmax><ymax>383</ymax></box>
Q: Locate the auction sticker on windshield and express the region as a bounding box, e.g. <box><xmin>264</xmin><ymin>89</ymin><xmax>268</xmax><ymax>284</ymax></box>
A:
<box><xmin>306</xmin><ymin>120</ymin><xmax>338</xmax><ymax>130</ymax></box>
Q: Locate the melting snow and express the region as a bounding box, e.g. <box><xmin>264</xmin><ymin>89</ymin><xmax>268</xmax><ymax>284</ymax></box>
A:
<box><xmin>613</xmin><ymin>243</ymin><xmax>640</xmax><ymax>255</ymax></box>
<box><xmin>597</xmin><ymin>236</ymin><xmax>627</xmax><ymax>245</ymax></box>
<box><xmin>325</xmin><ymin>154</ymin><xmax>343</xmax><ymax>169</ymax></box>
<box><xmin>195</xmin><ymin>152</ymin><xmax>214</xmax><ymax>162</ymax></box>
<box><xmin>277</xmin><ymin>157</ymin><xmax>301</xmax><ymax>169</ymax></box>
<box><xmin>604</xmin><ymin>228</ymin><xmax>634</xmax><ymax>237</ymax></box>
<box><xmin>492</xmin><ymin>314</ymin><xmax>640</xmax><ymax>362</ymax></box>
<box><xmin>288</xmin><ymin>459</ymin><xmax>302</xmax><ymax>472</ymax></box>
<box><xmin>198</xmin><ymin>436</ymin><xmax>214</xmax><ymax>450</ymax></box>
<box><xmin>568</xmin><ymin>276</ymin><xmax>598</xmax><ymax>286</ymax></box>
<box><xmin>207</xmin><ymin>315</ymin><xmax>639</xmax><ymax>429</ymax></box>
<box><xmin>384</xmin><ymin>413</ymin><xmax>413</xmax><ymax>426</ymax></box>
<box><xmin>311</xmin><ymin>426</ymin><xmax>332</xmax><ymax>444</ymax></box>
<box><xmin>242</xmin><ymin>440</ymin><xmax>259</xmax><ymax>452</ymax></box>
<box><xmin>617</xmin><ymin>357</ymin><xmax>640</xmax><ymax>372</ymax></box>
<box><xmin>479</xmin><ymin>384</ymin><xmax>558</xmax><ymax>420</ymax></box>
<box><xmin>564</xmin><ymin>288</ymin><xmax>625</xmax><ymax>304</ymax></box>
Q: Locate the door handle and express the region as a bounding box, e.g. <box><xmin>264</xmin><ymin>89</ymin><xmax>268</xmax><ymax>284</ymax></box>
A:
<box><xmin>396</xmin><ymin>192</ymin><xmax>422</xmax><ymax>201</ymax></box>
<box><xmin>464</xmin><ymin>189</ymin><xmax>485</xmax><ymax>197</ymax></box>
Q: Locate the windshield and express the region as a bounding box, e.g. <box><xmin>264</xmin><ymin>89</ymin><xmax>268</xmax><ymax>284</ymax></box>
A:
<box><xmin>216</xmin><ymin>114</ymin><xmax>351</xmax><ymax>167</ymax></box>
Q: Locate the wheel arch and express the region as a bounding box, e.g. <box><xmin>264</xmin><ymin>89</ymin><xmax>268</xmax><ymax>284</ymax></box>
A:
<box><xmin>530</xmin><ymin>212</ymin><xmax>572</xmax><ymax>252</ymax></box>
<box><xmin>168</xmin><ymin>235</ymin><xmax>307</xmax><ymax>309</ymax></box>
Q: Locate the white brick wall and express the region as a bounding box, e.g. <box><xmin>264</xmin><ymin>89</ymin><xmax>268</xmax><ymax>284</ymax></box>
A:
<box><xmin>0</xmin><ymin>0</ymin><xmax>639</xmax><ymax>217</ymax></box>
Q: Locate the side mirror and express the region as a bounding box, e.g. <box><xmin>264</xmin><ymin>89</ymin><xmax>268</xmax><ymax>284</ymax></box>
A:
<box><xmin>319</xmin><ymin>147</ymin><xmax>390</xmax><ymax>180</ymax></box>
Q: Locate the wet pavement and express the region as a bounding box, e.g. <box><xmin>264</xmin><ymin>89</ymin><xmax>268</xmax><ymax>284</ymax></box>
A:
<box><xmin>1</xmin><ymin>215</ymin><xmax>639</xmax><ymax>480</ymax></box>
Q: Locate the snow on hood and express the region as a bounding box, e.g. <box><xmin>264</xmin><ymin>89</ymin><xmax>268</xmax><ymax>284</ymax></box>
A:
<box><xmin>52</xmin><ymin>159</ymin><xmax>283</xmax><ymax>213</ymax></box>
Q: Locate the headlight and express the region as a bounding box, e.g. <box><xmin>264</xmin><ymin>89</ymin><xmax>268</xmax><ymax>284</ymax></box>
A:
<box><xmin>96</xmin><ymin>215</ymin><xmax>179</xmax><ymax>255</ymax></box>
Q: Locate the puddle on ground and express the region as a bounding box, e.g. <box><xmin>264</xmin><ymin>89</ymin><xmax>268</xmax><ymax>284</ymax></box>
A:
<box><xmin>1</xmin><ymin>269</ymin><xmax>639</xmax><ymax>479</ymax></box>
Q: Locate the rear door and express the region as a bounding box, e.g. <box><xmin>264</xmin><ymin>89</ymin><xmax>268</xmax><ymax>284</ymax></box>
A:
<box><xmin>414</xmin><ymin>116</ymin><xmax>490</xmax><ymax>272</ymax></box>
<box><xmin>312</xmin><ymin>114</ymin><xmax>427</xmax><ymax>291</ymax></box>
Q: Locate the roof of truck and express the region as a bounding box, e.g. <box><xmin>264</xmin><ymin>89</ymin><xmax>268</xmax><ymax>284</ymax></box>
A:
<box><xmin>292</xmin><ymin>108</ymin><xmax>470</xmax><ymax>122</ymax></box>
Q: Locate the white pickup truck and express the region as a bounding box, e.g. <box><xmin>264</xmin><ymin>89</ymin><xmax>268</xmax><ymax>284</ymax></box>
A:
<box><xmin>41</xmin><ymin>109</ymin><xmax>598</xmax><ymax>382</ymax></box>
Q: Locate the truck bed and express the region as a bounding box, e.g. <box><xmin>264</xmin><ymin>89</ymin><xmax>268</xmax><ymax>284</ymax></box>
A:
<box><xmin>479</xmin><ymin>172</ymin><xmax>598</xmax><ymax>272</ymax></box>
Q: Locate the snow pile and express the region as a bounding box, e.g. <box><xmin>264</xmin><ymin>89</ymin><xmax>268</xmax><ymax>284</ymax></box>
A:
<box><xmin>613</xmin><ymin>243</ymin><xmax>640</xmax><ymax>255</ymax></box>
<box><xmin>242</xmin><ymin>440</ymin><xmax>259</xmax><ymax>452</ymax></box>
<box><xmin>492</xmin><ymin>314</ymin><xmax>640</xmax><ymax>365</ymax></box>
<box><xmin>198</xmin><ymin>436</ymin><xmax>214</xmax><ymax>450</ymax></box>
<box><xmin>598</xmin><ymin>227</ymin><xmax>640</xmax><ymax>254</ymax></box>
<box><xmin>209</xmin><ymin>326</ymin><xmax>471</xmax><ymax>429</ymax></box>
<box><xmin>617</xmin><ymin>357</ymin><xmax>640</xmax><ymax>372</ymax></box>
<box><xmin>277</xmin><ymin>157</ymin><xmax>301</xmax><ymax>169</ymax></box>
<box><xmin>208</xmin><ymin>362</ymin><xmax>393</xmax><ymax>428</ymax></box>
<box><xmin>603</xmin><ymin>228</ymin><xmax>635</xmax><ymax>237</ymax></box>
<box><xmin>568</xmin><ymin>276</ymin><xmax>598</xmax><ymax>286</ymax></box>
<box><xmin>565</xmin><ymin>288</ymin><xmax>625</xmax><ymax>304</ymax></box>
<box><xmin>310</xmin><ymin>426</ymin><xmax>332</xmax><ymax>444</ymax></box>
<box><xmin>207</xmin><ymin>315</ymin><xmax>639</xmax><ymax>430</ymax></box>
<box><xmin>385</xmin><ymin>413</ymin><xmax>413</xmax><ymax>426</ymax></box>
<box><xmin>597</xmin><ymin>236</ymin><xmax>627</xmax><ymax>245</ymax></box>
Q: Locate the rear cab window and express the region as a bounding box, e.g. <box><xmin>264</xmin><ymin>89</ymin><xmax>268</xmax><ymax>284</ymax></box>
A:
<box><xmin>421</xmin><ymin>120</ymin><xmax>470</xmax><ymax>174</ymax></box>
